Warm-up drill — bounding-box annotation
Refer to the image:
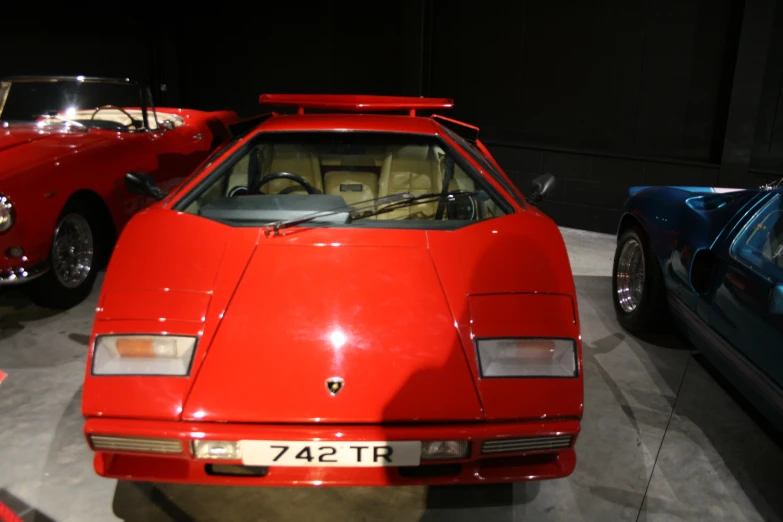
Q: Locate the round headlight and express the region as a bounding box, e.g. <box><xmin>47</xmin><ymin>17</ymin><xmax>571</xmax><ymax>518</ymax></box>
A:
<box><xmin>0</xmin><ymin>194</ymin><xmax>14</xmax><ymax>233</ymax></box>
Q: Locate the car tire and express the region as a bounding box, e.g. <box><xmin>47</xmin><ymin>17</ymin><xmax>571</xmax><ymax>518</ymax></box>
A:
<box><xmin>26</xmin><ymin>200</ymin><xmax>103</xmax><ymax>309</ymax></box>
<box><xmin>611</xmin><ymin>226</ymin><xmax>668</xmax><ymax>333</ymax></box>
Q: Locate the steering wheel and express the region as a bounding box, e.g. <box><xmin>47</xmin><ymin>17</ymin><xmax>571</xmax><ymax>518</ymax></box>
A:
<box><xmin>251</xmin><ymin>172</ymin><xmax>321</xmax><ymax>195</ymax></box>
<box><xmin>90</xmin><ymin>105</ymin><xmax>140</xmax><ymax>129</ymax></box>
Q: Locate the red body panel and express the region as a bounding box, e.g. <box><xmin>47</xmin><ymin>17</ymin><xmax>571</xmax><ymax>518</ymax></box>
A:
<box><xmin>82</xmin><ymin>99</ymin><xmax>583</xmax><ymax>487</ymax></box>
<box><xmin>0</xmin><ymin>107</ymin><xmax>237</xmax><ymax>281</ymax></box>
<box><xmin>181</xmin><ymin>231</ymin><xmax>483</xmax><ymax>423</ymax></box>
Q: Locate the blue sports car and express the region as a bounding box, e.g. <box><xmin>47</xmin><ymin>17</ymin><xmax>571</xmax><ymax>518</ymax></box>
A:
<box><xmin>612</xmin><ymin>179</ymin><xmax>783</xmax><ymax>432</ymax></box>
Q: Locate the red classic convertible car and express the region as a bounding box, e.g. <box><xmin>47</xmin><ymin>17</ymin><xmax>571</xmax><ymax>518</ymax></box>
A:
<box><xmin>0</xmin><ymin>76</ymin><xmax>237</xmax><ymax>308</ymax></box>
<box><xmin>81</xmin><ymin>94</ymin><xmax>583</xmax><ymax>486</ymax></box>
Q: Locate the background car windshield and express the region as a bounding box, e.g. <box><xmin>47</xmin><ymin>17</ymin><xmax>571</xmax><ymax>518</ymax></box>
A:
<box><xmin>178</xmin><ymin>132</ymin><xmax>510</xmax><ymax>228</ymax></box>
<box><xmin>0</xmin><ymin>79</ymin><xmax>150</xmax><ymax>130</ymax></box>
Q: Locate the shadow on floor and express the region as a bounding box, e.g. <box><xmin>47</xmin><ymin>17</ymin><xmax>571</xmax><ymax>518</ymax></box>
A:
<box><xmin>576</xmin><ymin>274</ymin><xmax>783</xmax><ymax>521</ymax></box>
<box><xmin>0</xmin><ymin>489</ymin><xmax>58</xmax><ymax>522</ymax></box>
<box><xmin>110</xmin><ymin>480</ymin><xmax>528</xmax><ymax>522</ymax></box>
<box><xmin>678</xmin><ymin>354</ymin><xmax>783</xmax><ymax>521</ymax></box>
<box><xmin>0</xmin><ymin>288</ymin><xmax>61</xmax><ymax>342</ymax></box>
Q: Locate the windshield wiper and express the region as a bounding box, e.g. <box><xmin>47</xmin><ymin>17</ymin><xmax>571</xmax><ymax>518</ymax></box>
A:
<box><xmin>264</xmin><ymin>192</ymin><xmax>411</xmax><ymax>235</ymax></box>
<box><xmin>351</xmin><ymin>190</ymin><xmax>484</xmax><ymax>221</ymax></box>
<box><xmin>264</xmin><ymin>190</ymin><xmax>481</xmax><ymax>235</ymax></box>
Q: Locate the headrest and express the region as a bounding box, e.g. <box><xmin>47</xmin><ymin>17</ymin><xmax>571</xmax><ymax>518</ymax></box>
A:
<box><xmin>390</xmin><ymin>145</ymin><xmax>430</xmax><ymax>162</ymax></box>
<box><xmin>272</xmin><ymin>144</ymin><xmax>312</xmax><ymax>158</ymax></box>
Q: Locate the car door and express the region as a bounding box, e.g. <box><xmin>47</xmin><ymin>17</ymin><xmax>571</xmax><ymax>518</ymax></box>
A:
<box><xmin>143</xmin><ymin>115</ymin><xmax>212</xmax><ymax>193</ymax></box>
<box><xmin>708</xmin><ymin>192</ymin><xmax>783</xmax><ymax>388</ymax></box>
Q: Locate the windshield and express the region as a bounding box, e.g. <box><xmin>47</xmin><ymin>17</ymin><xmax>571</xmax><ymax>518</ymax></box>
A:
<box><xmin>175</xmin><ymin>131</ymin><xmax>512</xmax><ymax>230</ymax></box>
<box><xmin>0</xmin><ymin>78</ymin><xmax>155</xmax><ymax>131</ymax></box>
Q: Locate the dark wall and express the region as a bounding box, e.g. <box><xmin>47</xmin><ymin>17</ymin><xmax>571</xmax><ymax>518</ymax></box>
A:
<box><xmin>430</xmin><ymin>0</ymin><xmax>736</xmax><ymax>162</ymax></box>
<box><xmin>425</xmin><ymin>0</ymin><xmax>747</xmax><ymax>231</ymax></box>
<box><xmin>753</xmin><ymin>1</ymin><xmax>783</xmax><ymax>171</ymax></box>
<box><xmin>0</xmin><ymin>26</ymin><xmax>152</xmax><ymax>84</ymax></box>
<box><xmin>3</xmin><ymin>1</ymin><xmax>781</xmax><ymax>234</ymax></box>
<box><xmin>173</xmin><ymin>2</ymin><xmax>425</xmax><ymax>116</ymax></box>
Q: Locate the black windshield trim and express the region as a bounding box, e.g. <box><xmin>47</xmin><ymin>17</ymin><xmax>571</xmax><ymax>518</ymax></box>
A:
<box><xmin>203</xmin><ymin>215</ymin><xmax>504</xmax><ymax>231</ymax></box>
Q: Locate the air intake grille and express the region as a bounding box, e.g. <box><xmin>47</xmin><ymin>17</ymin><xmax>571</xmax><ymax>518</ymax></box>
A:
<box><xmin>89</xmin><ymin>435</ymin><xmax>183</xmax><ymax>454</ymax></box>
<box><xmin>481</xmin><ymin>435</ymin><xmax>572</xmax><ymax>454</ymax></box>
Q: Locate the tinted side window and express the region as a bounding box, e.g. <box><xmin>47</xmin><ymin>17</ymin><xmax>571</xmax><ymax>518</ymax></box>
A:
<box><xmin>438</xmin><ymin>125</ymin><xmax>526</xmax><ymax>208</ymax></box>
<box><xmin>732</xmin><ymin>194</ymin><xmax>783</xmax><ymax>281</ymax></box>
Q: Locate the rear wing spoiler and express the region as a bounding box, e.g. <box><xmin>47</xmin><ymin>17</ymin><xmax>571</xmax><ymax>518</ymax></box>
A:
<box><xmin>259</xmin><ymin>94</ymin><xmax>454</xmax><ymax>116</ymax></box>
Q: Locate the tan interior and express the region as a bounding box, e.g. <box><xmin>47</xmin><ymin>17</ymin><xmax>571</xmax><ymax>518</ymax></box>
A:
<box><xmin>324</xmin><ymin>171</ymin><xmax>378</xmax><ymax>218</ymax></box>
<box><xmin>377</xmin><ymin>145</ymin><xmax>442</xmax><ymax>220</ymax></box>
<box><xmin>186</xmin><ymin>141</ymin><xmax>506</xmax><ymax>222</ymax></box>
<box><xmin>264</xmin><ymin>144</ymin><xmax>324</xmax><ymax>194</ymax></box>
<box><xmin>226</xmin><ymin>154</ymin><xmax>252</xmax><ymax>195</ymax></box>
<box><xmin>226</xmin><ymin>144</ymin><xmax>325</xmax><ymax>195</ymax></box>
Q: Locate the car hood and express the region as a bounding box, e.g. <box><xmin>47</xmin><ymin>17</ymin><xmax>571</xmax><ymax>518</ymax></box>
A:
<box><xmin>181</xmin><ymin>235</ymin><xmax>484</xmax><ymax>423</ymax></box>
<box><xmin>0</xmin><ymin>127</ymin><xmax>109</xmax><ymax>179</ymax></box>
<box><xmin>86</xmin><ymin>208</ymin><xmax>575</xmax><ymax>422</ymax></box>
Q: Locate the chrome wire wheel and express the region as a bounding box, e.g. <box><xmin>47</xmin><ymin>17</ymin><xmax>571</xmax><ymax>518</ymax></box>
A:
<box><xmin>52</xmin><ymin>213</ymin><xmax>94</xmax><ymax>289</ymax></box>
<box><xmin>616</xmin><ymin>238</ymin><xmax>646</xmax><ymax>313</ymax></box>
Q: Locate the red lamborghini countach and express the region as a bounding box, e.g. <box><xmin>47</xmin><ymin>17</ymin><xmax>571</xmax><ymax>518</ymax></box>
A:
<box><xmin>81</xmin><ymin>94</ymin><xmax>583</xmax><ymax>487</ymax></box>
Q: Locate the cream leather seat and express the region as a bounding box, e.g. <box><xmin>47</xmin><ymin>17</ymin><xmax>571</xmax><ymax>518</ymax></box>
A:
<box><xmin>324</xmin><ymin>171</ymin><xmax>378</xmax><ymax>217</ymax></box>
<box><xmin>225</xmin><ymin>144</ymin><xmax>323</xmax><ymax>196</ymax></box>
<box><xmin>377</xmin><ymin>145</ymin><xmax>442</xmax><ymax>220</ymax></box>
<box><xmin>262</xmin><ymin>144</ymin><xmax>323</xmax><ymax>194</ymax></box>
<box><xmin>448</xmin><ymin>163</ymin><xmax>475</xmax><ymax>193</ymax></box>
<box><xmin>226</xmin><ymin>154</ymin><xmax>253</xmax><ymax>196</ymax></box>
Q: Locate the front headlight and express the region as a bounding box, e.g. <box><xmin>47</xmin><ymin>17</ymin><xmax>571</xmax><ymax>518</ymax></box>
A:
<box><xmin>0</xmin><ymin>194</ymin><xmax>14</xmax><ymax>233</ymax></box>
<box><xmin>92</xmin><ymin>335</ymin><xmax>197</xmax><ymax>376</ymax></box>
<box><xmin>476</xmin><ymin>338</ymin><xmax>578</xmax><ymax>378</ymax></box>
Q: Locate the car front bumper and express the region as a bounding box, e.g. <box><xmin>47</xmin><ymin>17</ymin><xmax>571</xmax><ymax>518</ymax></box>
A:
<box><xmin>84</xmin><ymin>417</ymin><xmax>580</xmax><ymax>486</ymax></box>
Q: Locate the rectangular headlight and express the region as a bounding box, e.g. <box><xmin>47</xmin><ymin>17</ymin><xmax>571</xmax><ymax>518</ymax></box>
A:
<box><xmin>476</xmin><ymin>338</ymin><xmax>577</xmax><ymax>378</ymax></box>
<box><xmin>92</xmin><ymin>335</ymin><xmax>197</xmax><ymax>376</ymax></box>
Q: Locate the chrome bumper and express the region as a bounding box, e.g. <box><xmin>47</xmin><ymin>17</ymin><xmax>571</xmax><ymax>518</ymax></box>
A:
<box><xmin>0</xmin><ymin>263</ymin><xmax>49</xmax><ymax>285</ymax></box>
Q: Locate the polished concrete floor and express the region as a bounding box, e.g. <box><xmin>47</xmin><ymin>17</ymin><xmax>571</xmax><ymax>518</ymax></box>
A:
<box><xmin>0</xmin><ymin>227</ymin><xmax>781</xmax><ymax>522</ymax></box>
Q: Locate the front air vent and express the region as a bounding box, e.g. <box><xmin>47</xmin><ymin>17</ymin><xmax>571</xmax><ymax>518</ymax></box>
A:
<box><xmin>89</xmin><ymin>435</ymin><xmax>183</xmax><ymax>454</ymax></box>
<box><xmin>481</xmin><ymin>435</ymin><xmax>572</xmax><ymax>454</ymax></box>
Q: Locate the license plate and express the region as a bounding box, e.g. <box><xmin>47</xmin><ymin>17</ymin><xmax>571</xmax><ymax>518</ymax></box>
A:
<box><xmin>238</xmin><ymin>440</ymin><xmax>422</xmax><ymax>467</ymax></box>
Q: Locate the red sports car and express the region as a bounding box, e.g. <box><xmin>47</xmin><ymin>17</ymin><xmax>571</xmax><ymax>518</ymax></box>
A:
<box><xmin>0</xmin><ymin>76</ymin><xmax>237</xmax><ymax>308</ymax></box>
<box><xmin>81</xmin><ymin>94</ymin><xmax>583</xmax><ymax>487</ymax></box>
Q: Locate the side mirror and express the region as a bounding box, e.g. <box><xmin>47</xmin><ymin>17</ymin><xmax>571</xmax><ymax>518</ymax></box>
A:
<box><xmin>531</xmin><ymin>173</ymin><xmax>556</xmax><ymax>203</ymax></box>
<box><xmin>159</xmin><ymin>119</ymin><xmax>175</xmax><ymax>131</ymax></box>
<box><xmin>770</xmin><ymin>284</ymin><xmax>783</xmax><ymax>314</ymax></box>
<box><xmin>125</xmin><ymin>172</ymin><xmax>167</xmax><ymax>201</ymax></box>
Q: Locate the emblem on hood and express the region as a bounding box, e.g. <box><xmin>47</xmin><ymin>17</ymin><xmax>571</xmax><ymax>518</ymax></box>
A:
<box><xmin>326</xmin><ymin>377</ymin><xmax>344</xmax><ymax>395</ymax></box>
